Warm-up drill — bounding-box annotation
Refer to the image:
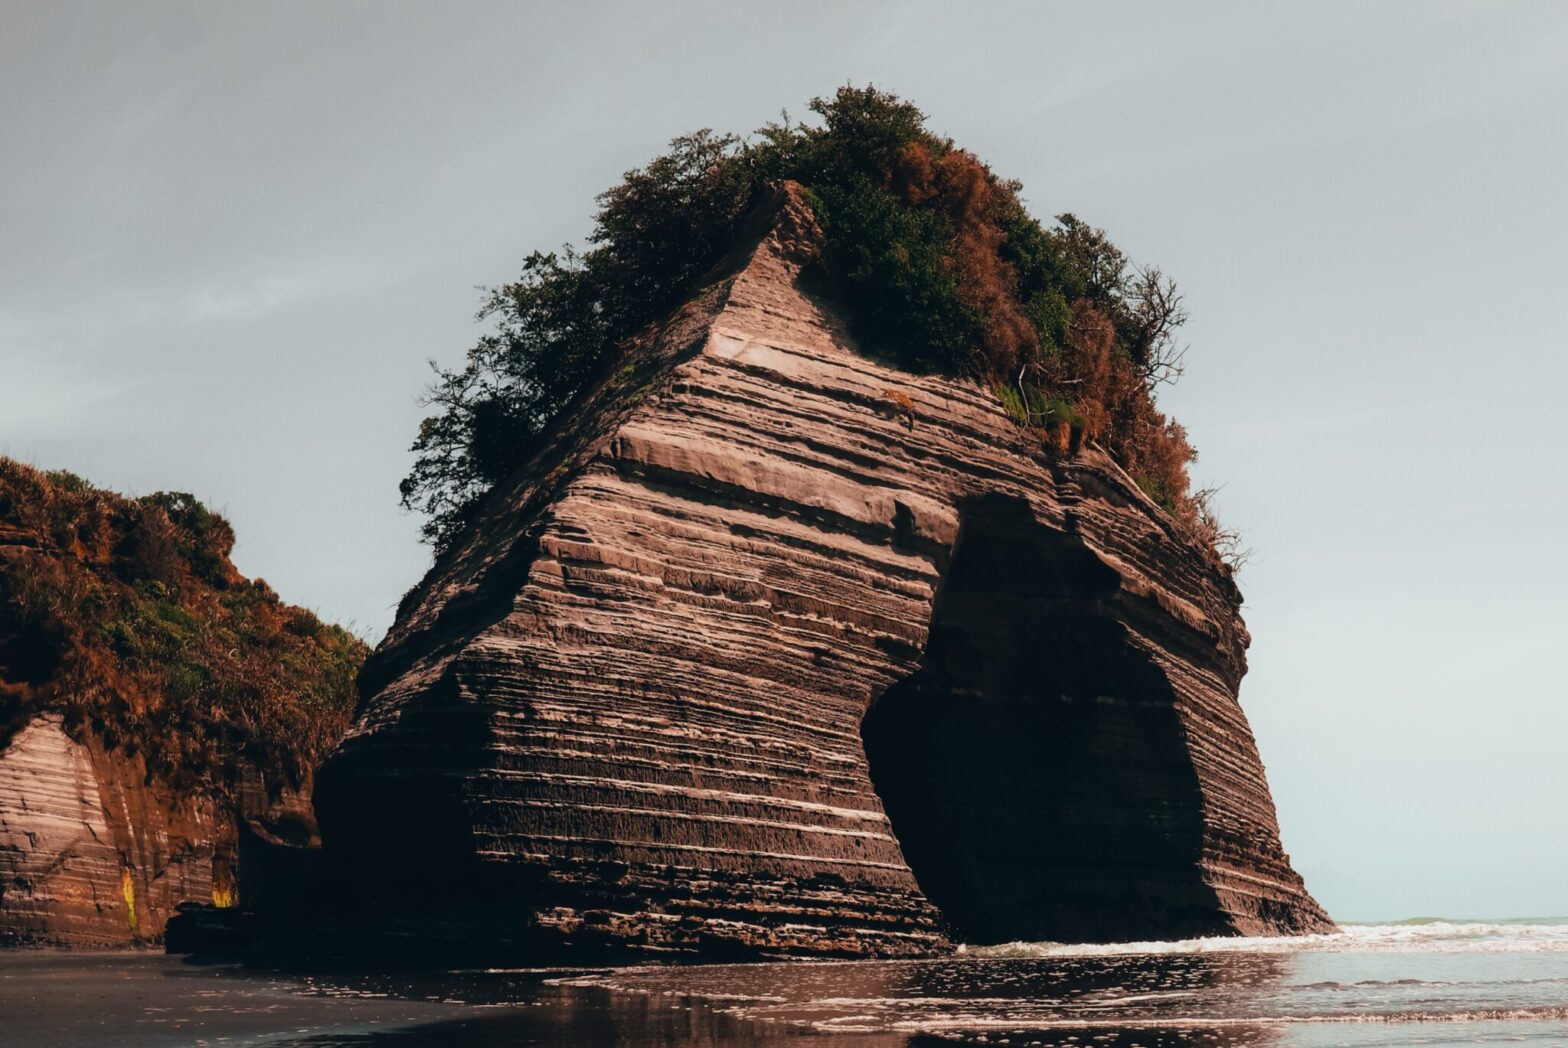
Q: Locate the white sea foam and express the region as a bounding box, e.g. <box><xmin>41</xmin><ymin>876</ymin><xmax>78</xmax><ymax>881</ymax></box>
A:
<box><xmin>861</xmin><ymin>1005</ymin><xmax>1568</xmax><ymax>1032</ymax></box>
<box><xmin>962</xmin><ymin>919</ymin><xmax>1568</xmax><ymax>957</ymax></box>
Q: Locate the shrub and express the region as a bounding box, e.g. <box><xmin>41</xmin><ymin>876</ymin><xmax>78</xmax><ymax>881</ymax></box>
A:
<box><xmin>403</xmin><ymin>87</ymin><xmax>1214</xmax><ymax>556</ymax></box>
<box><xmin>0</xmin><ymin>458</ymin><xmax>367</xmax><ymax>794</ymax></box>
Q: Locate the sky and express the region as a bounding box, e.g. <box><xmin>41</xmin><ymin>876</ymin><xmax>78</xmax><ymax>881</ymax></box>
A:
<box><xmin>4</xmin><ymin>1</ymin><xmax>1566</xmax><ymax>924</ymax></box>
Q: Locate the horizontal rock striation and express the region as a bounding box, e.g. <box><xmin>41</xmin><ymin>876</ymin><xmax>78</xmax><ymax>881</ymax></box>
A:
<box><xmin>0</xmin><ymin>715</ymin><xmax>318</xmax><ymax>947</ymax></box>
<box><xmin>314</xmin><ymin>184</ymin><xmax>1330</xmax><ymax>959</ymax></box>
<box><xmin>0</xmin><ymin>715</ymin><xmax>217</xmax><ymax>946</ymax></box>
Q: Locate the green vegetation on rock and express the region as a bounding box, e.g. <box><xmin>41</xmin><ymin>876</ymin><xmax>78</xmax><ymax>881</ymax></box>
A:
<box><xmin>403</xmin><ymin>87</ymin><xmax>1214</xmax><ymax>554</ymax></box>
<box><xmin>0</xmin><ymin>458</ymin><xmax>366</xmax><ymax>795</ymax></box>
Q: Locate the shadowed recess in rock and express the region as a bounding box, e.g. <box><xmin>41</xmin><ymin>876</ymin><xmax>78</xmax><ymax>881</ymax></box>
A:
<box><xmin>863</xmin><ymin>494</ymin><xmax>1222</xmax><ymax>944</ymax></box>
<box><xmin>312</xmin><ymin>677</ymin><xmax>493</xmax><ymax>896</ymax></box>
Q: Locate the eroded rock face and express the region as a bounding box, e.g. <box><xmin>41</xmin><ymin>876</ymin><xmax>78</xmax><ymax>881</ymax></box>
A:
<box><xmin>0</xmin><ymin>715</ymin><xmax>216</xmax><ymax>945</ymax></box>
<box><xmin>314</xmin><ymin>185</ymin><xmax>1331</xmax><ymax>959</ymax></box>
<box><xmin>0</xmin><ymin>715</ymin><xmax>319</xmax><ymax>947</ymax></box>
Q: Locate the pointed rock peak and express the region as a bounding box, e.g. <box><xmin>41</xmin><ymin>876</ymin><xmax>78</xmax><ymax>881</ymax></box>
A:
<box><xmin>702</xmin><ymin>180</ymin><xmax>825</xmax><ymax>277</ymax></box>
<box><xmin>753</xmin><ymin>180</ymin><xmax>829</xmax><ymax>267</ymax></box>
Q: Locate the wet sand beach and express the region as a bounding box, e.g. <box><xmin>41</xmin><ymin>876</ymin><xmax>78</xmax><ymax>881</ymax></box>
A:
<box><xmin>6</xmin><ymin>922</ymin><xmax>1568</xmax><ymax>1047</ymax></box>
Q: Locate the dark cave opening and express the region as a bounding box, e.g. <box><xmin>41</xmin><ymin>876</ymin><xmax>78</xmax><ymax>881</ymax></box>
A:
<box><xmin>861</xmin><ymin>494</ymin><xmax>1221</xmax><ymax>944</ymax></box>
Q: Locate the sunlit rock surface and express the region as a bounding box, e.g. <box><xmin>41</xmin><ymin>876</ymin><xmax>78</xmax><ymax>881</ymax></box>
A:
<box><xmin>0</xmin><ymin>715</ymin><xmax>216</xmax><ymax>945</ymax></box>
<box><xmin>314</xmin><ymin>184</ymin><xmax>1330</xmax><ymax>960</ymax></box>
<box><xmin>0</xmin><ymin>714</ymin><xmax>318</xmax><ymax>946</ymax></box>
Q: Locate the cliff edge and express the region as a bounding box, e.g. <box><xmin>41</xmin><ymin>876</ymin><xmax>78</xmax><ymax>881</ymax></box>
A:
<box><xmin>313</xmin><ymin>185</ymin><xmax>1331</xmax><ymax>959</ymax></box>
<box><xmin>0</xmin><ymin>462</ymin><xmax>364</xmax><ymax>946</ymax></box>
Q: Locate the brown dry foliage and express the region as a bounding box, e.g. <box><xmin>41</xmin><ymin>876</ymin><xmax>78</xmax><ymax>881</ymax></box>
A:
<box><xmin>891</xmin><ymin>145</ymin><xmax>1038</xmax><ymax>378</ymax></box>
<box><xmin>0</xmin><ymin>459</ymin><xmax>366</xmax><ymax>797</ymax></box>
<box><xmin>883</xmin><ymin>143</ymin><xmax>1200</xmax><ymax>530</ymax></box>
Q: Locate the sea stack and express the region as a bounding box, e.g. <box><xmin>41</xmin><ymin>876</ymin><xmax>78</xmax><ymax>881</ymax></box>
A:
<box><xmin>312</xmin><ymin>184</ymin><xmax>1331</xmax><ymax>959</ymax></box>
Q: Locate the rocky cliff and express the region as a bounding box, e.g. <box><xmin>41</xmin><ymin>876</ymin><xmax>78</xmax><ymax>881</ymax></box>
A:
<box><xmin>0</xmin><ymin>714</ymin><xmax>317</xmax><ymax>946</ymax></box>
<box><xmin>0</xmin><ymin>462</ymin><xmax>363</xmax><ymax>946</ymax></box>
<box><xmin>314</xmin><ymin>185</ymin><xmax>1330</xmax><ymax>959</ymax></box>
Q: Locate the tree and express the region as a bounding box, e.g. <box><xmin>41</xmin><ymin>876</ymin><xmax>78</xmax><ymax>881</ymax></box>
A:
<box><xmin>402</xmin><ymin>87</ymin><xmax>1215</xmax><ymax>562</ymax></box>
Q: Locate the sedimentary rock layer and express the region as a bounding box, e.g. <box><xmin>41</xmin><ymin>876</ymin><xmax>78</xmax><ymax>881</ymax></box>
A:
<box><xmin>0</xmin><ymin>715</ymin><xmax>318</xmax><ymax>947</ymax></box>
<box><xmin>315</xmin><ymin>185</ymin><xmax>1330</xmax><ymax>959</ymax></box>
<box><xmin>0</xmin><ymin>715</ymin><xmax>217</xmax><ymax>945</ymax></box>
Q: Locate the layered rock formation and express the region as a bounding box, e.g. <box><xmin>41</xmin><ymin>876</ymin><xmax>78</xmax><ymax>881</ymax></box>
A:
<box><xmin>0</xmin><ymin>714</ymin><xmax>319</xmax><ymax>947</ymax></box>
<box><xmin>314</xmin><ymin>185</ymin><xmax>1330</xmax><ymax>959</ymax></box>
<box><xmin>0</xmin><ymin>715</ymin><xmax>215</xmax><ymax>945</ymax></box>
<box><xmin>0</xmin><ymin>462</ymin><xmax>362</xmax><ymax>947</ymax></box>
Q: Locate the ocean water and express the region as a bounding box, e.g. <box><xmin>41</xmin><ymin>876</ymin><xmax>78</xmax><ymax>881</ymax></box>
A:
<box><xmin>5</xmin><ymin>920</ymin><xmax>1568</xmax><ymax>1046</ymax></box>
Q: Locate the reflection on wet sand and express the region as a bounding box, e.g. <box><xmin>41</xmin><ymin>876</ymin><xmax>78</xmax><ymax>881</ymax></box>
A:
<box><xmin>531</xmin><ymin>953</ymin><xmax>1287</xmax><ymax>1047</ymax></box>
<box><xmin>275</xmin><ymin>983</ymin><xmax>1278</xmax><ymax>1048</ymax></box>
<box><xmin>262</xmin><ymin>953</ymin><xmax>1292</xmax><ymax>1046</ymax></box>
<box><xmin>276</xmin><ymin>985</ymin><xmax>895</xmax><ymax>1047</ymax></box>
<box><xmin>13</xmin><ymin>943</ymin><xmax>1566</xmax><ymax>1047</ymax></box>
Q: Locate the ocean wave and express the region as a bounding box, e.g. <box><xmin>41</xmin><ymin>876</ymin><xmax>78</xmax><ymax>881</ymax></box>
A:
<box><xmin>854</xmin><ymin>1004</ymin><xmax>1568</xmax><ymax>1032</ymax></box>
<box><xmin>963</xmin><ymin>919</ymin><xmax>1568</xmax><ymax>957</ymax></box>
<box><xmin>787</xmin><ymin>1003</ymin><xmax>1568</xmax><ymax>1036</ymax></box>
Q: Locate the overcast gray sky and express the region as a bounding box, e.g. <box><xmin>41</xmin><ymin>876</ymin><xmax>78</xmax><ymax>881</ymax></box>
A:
<box><xmin>4</xmin><ymin>1</ymin><xmax>1566</xmax><ymax>924</ymax></box>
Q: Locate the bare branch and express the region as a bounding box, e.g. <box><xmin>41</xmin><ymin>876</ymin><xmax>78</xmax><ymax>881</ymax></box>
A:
<box><xmin>1126</xmin><ymin>265</ymin><xmax>1189</xmax><ymax>388</ymax></box>
<box><xmin>1185</xmin><ymin>485</ymin><xmax>1254</xmax><ymax>572</ymax></box>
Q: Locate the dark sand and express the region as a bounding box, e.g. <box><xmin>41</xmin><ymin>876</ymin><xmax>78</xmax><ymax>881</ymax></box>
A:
<box><xmin>0</xmin><ymin>950</ymin><xmax>885</xmax><ymax>1047</ymax></box>
<box><xmin>8</xmin><ymin>926</ymin><xmax>1568</xmax><ymax>1047</ymax></box>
